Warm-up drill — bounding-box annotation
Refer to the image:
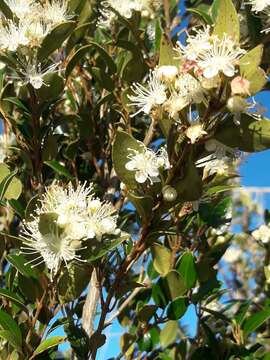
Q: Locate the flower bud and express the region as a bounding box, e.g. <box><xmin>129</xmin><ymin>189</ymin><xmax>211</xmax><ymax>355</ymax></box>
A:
<box><xmin>227</xmin><ymin>96</ymin><xmax>247</xmax><ymax>113</ymax></box>
<box><xmin>162</xmin><ymin>185</ymin><xmax>177</xmax><ymax>202</ymax></box>
<box><xmin>185</xmin><ymin>123</ymin><xmax>207</xmax><ymax>144</ymax></box>
<box><xmin>231</xmin><ymin>76</ymin><xmax>250</xmax><ymax>96</ymax></box>
<box><xmin>156</xmin><ymin>65</ymin><xmax>178</xmax><ymax>82</ymax></box>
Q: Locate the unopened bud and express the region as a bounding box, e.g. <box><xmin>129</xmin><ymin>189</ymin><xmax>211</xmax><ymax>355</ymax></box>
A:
<box><xmin>227</xmin><ymin>96</ymin><xmax>247</xmax><ymax>113</ymax></box>
<box><xmin>231</xmin><ymin>76</ymin><xmax>250</xmax><ymax>96</ymax></box>
<box><xmin>162</xmin><ymin>185</ymin><xmax>177</xmax><ymax>202</ymax></box>
<box><xmin>156</xmin><ymin>65</ymin><xmax>178</xmax><ymax>82</ymax></box>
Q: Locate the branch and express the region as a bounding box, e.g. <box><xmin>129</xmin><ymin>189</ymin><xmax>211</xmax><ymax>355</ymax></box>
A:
<box><xmin>82</xmin><ymin>268</ymin><xmax>100</xmax><ymax>337</ymax></box>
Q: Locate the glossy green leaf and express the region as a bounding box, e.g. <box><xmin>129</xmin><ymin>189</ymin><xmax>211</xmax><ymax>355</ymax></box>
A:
<box><xmin>128</xmin><ymin>192</ymin><xmax>153</xmax><ymax>222</ymax></box>
<box><xmin>33</xmin><ymin>336</ymin><xmax>66</xmax><ymax>356</ymax></box>
<box><xmin>36</xmin><ymin>73</ymin><xmax>65</xmax><ymax>101</ymax></box>
<box><xmin>0</xmin><ymin>330</ymin><xmax>21</xmax><ymax>351</ymax></box>
<box><xmin>177</xmin><ymin>252</ymin><xmax>197</xmax><ymax>289</ymax></box>
<box><xmin>37</xmin><ymin>21</ymin><xmax>76</xmax><ymax>61</ymax></box>
<box><xmin>167</xmin><ymin>297</ymin><xmax>187</xmax><ymax>320</ymax></box>
<box><xmin>163</xmin><ymin>270</ymin><xmax>187</xmax><ymax>300</ymax></box>
<box><xmin>0</xmin><ymin>310</ymin><xmax>22</xmax><ymax>348</ymax></box>
<box><xmin>44</xmin><ymin>160</ymin><xmax>73</xmax><ymax>180</ymax></box>
<box><xmin>0</xmin><ymin>164</ymin><xmax>22</xmax><ymax>201</ymax></box>
<box><xmin>215</xmin><ymin>115</ymin><xmax>270</xmax><ymax>152</ymax></box>
<box><xmin>3</xmin><ymin>97</ymin><xmax>30</xmax><ymax>113</ymax></box>
<box><xmin>159</xmin><ymin>35</ymin><xmax>179</xmax><ymax>66</ymax></box>
<box><xmin>0</xmin><ymin>289</ymin><xmax>28</xmax><ymax>313</ymax></box>
<box><xmin>6</xmin><ymin>254</ymin><xmax>38</xmax><ymax>279</ymax></box>
<box><xmin>160</xmin><ymin>321</ymin><xmax>178</xmax><ymax>347</ymax></box>
<box><xmin>151</xmin><ymin>243</ymin><xmax>172</xmax><ymax>276</ymax></box>
<box><xmin>243</xmin><ymin>308</ymin><xmax>270</xmax><ymax>338</ymax></box>
<box><xmin>213</xmin><ymin>0</ymin><xmax>240</xmax><ymax>43</ymax></box>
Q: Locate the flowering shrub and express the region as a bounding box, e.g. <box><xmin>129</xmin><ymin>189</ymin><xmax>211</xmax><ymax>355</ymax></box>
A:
<box><xmin>0</xmin><ymin>0</ymin><xmax>270</xmax><ymax>358</ymax></box>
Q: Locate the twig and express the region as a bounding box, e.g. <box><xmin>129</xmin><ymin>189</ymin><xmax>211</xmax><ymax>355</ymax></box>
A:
<box><xmin>82</xmin><ymin>268</ymin><xmax>100</xmax><ymax>337</ymax></box>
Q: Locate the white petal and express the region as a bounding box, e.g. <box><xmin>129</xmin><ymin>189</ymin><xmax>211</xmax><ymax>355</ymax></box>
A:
<box><xmin>135</xmin><ymin>171</ymin><xmax>147</xmax><ymax>183</ymax></box>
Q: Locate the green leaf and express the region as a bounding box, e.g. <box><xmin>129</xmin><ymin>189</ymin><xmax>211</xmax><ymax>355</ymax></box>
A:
<box><xmin>160</xmin><ymin>321</ymin><xmax>178</xmax><ymax>347</ymax></box>
<box><xmin>0</xmin><ymin>289</ymin><xmax>28</xmax><ymax>313</ymax></box>
<box><xmin>36</xmin><ymin>73</ymin><xmax>65</xmax><ymax>101</ymax></box>
<box><xmin>187</xmin><ymin>8</ymin><xmax>213</xmax><ymax>25</ymax></box>
<box><xmin>177</xmin><ymin>252</ymin><xmax>197</xmax><ymax>289</ymax></box>
<box><xmin>91</xmin><ymin>67</ymin><xmax>114</xmax><ymax>92</ymax></box>
<box><xmin>212</xmin><ymin>0</ymin><xmax>240</xmax><ymax>43</ymax></box>
<box><xmin>159</xmin><ymin>35</ymin><xmax>179</xmax><ymax>66</ymax></box>
<box><xmin>239</xmin><ymin>45</ymin><xmax>266</xmax><ymax>94</ymax></box>
<box><xmin>0</xmin><ymin>310</ymin><xmax>22</xmax><ymax>348</ymax></box>
<box><xmin>33</xmin><ymin>336</ymin><xmax>66</xmax><ymax>356</ymax></box>
<box><xmin>0</xmin><ymin>0</ymin><xmax>13</xmax><ymax>19</ymax></box>
<box><xmin>6</xmin><ymin>254</ymin><xmax>38</xmax><ymax>279</ymax></box>
<box><xmin>37</xmin><ymin>21</ymin><xmax>76</xmax><ymax>61</ymax></box>
<box><xmin>162</xmin><ymin>270</ymin><xmax>187</xmax><ymax>300</ymax></box>
<box><xmin>151</xmin><ymin>243</ymin><xmax>172</xmax><ymax>277</ymax></box>
<box><xmin>112</xmin><ymin>131</ymin><xmax>144</xmax><ymax>189</ymax></box>
<box><xmin>128</xmin><ymin>192</ymin><xmax>153</xmax><ymax>223</ymax></box>
<box><xmin>86</xmin><ymin>234</ymin><xmax>129</xmax><ymax>262</ymax></box>
<box><xmin>137</xmin><ymin>305</ymin><xmax>158</xmax><ymax>322</ymax></box>
<box><xmin>0</xmin><ymin>330</ymin><xmax>21</xmax><ymax>351</ymax></box>
<box><xmin>239</xmin><ymin>45</ymin><xmax>263</xmax><ymax>78</ymax></box>
<box><xmin>215</xmin><ymin>115</ymin><xmax>270</xmax><ymax>152</ymax></box>
<box><xmin>59</xmin><ymin>264</ymin><xmax>92</xmax><ymax>303</ymax></box>
<box><xmin>66</xmin><ymin>42</ymin><xmax>117</xmax><ymax>78</ymax></box>
<box><xmin>3</xmin><ymin>97</ymin><xmax>30</xmax><ymax>112</ymax></box>
<box><xmin>167</xmin><ymin>297</ymin><xmax>187</xmax><ymax>320</ymax></box>
<box><xmin>44</xmin><ymin>160</ymin><xmax>73</xmax><ymax>180</ymax></box>
<box><xmin>243</xmin><ymin>308</ymin><xmax>270</xmax><ymax>338</ymax></box>
<box><xmin>234</xmin><ymin>301</ymin><xmax>250</xmax><ymax>326</ymax></box>
<box><xmin>0</xmin><ymin>164</ymin><xmax>22</xmax><ymax>200</ymax></box>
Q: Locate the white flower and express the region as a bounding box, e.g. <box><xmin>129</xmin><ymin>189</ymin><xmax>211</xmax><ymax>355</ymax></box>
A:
<box><xmin>0</xmin><ymin>132</ymin><xmax>16</xmax><ymax>162</ymax></box>
<box><xmin>196</xmin><ymin>154</ymin><xmax>231</xmax><ymax>176</ymax></box>
<box><xmin>21</xmin><ymin>182</ymin><xmax>120</xmax><ymax>276</ymax></box>
<box><xmin>245</xmin><ymin>0</ymin><xmax>270</xmax><ymax>12</ymax></box>
<box><xmin>86</xmin><ymin>200</ymin><xmax>119</xmax><ymax>240</ymax></box>
<box><xmin>185</xmin><ymin>123</ymin><xmax>207</xmax><ymax>144</ymax></box>
<box><xmin>42</xmin><ymin>0</ymin><xmax>72</xmax><ymax>26</ymax></box>
<box><xmin>99</xmin><ymin>0</ymin><xmax>161</xmax><ymax>26</ymax></box>
<box><xmin>22</xmin><ymin>19</ymin><xmax>49</xmax><ymax>47</ymax></box>
<box><xmin>197</xmin><ymin>35</ymin><xmax>246</xmax><ymax>79</ymax></box>
<box><xmin>252</xmin><ymin>224</ymin><xmax>270</xmax><ymax>243</ymax></box>
<box><xmin>0</xmin><ymin>21</ymin><xmax>29</xmax><ymax>51</ymax></box>
<box><xmin>128</xmin><ymin>70</ymin><xmax>167</xmax><ymax>117</ymax></box>
<box><xmin>125</xmin><ymin>145</ymin><xmax>169</xmax><ymax>183</ymax></box>
<box><xmin>21</xmin><ymin>220</ymin><xmax>84</xmax><ymax>276</ymax></box>
<box><xmin>222</xmin><ymin>246</ymin><xmax>242</xmax><ymax>263</ymax></box>
<box><xmin>5</xmin><ymin>0</ymin><xmax>33</xmax><ymax>19</ymax></box>
<box><xmin>20</xmin><ymin>62</ymin><xmax>59</xmax><ymax>89</ymax></box>
<box><xmin>175</xmin><ymin>26</ymin><xmax>212</xmax><ymax>62</ymax></box>
<box><xmin>156</xmin><ymin>65</ymin><xmax>178</xmax><ymax>82</ymax></box>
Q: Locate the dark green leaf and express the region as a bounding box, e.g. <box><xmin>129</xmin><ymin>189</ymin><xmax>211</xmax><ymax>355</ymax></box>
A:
<box><xmin>0</xmin><ymin>289</ymin><xmax>28</xmax><ymax>313</ymax></box>
<box><xmin>37</xmin><ymin>21</ymin><xmax>76</xmax><ymax>61</ymax></box>
<box><xmin>44</xmin><ymin>160</ymin><xmax>73</xmax><ymax>180</ymax></box>
<box><xmin>33</xmin><ymin>336</ymin><xmax>66</xmax><ymax>356</ymax></box>
<box><xmin>177</xmin><ymin>252</ymin><xmax>197</xmax><ymax>289</ymax></box>
<box><xmin>0</xmin><ymin>310</ymin><xmax>22</xmax><ymax>348</ymax></box>
<box><xmin>243</xmin><ymin>308</ymin><xmax>270</xmax><ymax>338</ymax></box>
<box><xmin>167</xmin><ymin>297</ymin><xmax>187</xmax><ymax>320</ymax></box>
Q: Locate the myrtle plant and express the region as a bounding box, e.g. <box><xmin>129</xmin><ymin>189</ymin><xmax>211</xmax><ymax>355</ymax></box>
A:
<box><xmin>0</xmin><ymin>0</ymin><xmax>270</xmax><ymax>359</ymax></box>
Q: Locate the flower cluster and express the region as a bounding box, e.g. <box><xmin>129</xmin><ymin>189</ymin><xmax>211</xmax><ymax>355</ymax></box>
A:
<box><xmin>252</xmin><ymin>223</ymin><xmax>270</xmax><ymax>243</ymax></box>
<box><xmin>21</xmin><ymin>182</ymin><xmax>119</xmax><ymax>276</ymax></box>
<box><xmin>125</xmin><ymin>145</ymin><xmax>170</xmax><ymax>184</ymax></box>
<box><xmin>0</xmin><ymin>0</ymin><xmax>71</xmax><ymax>88</ymax></box>
<box><xmin>99</xmin><ymin>0</ymin><xmax>161</xmax><ymax>27</ymax></box>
